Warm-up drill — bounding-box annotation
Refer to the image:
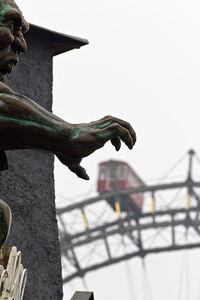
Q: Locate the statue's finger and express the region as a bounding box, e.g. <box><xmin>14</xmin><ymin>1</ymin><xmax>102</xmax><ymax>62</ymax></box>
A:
<box><xmin>91</xmin><ymin>115</ymin><xmax>112</xmax><ymax>129</ymax></box>
<box><xmin>92</xmin><ymin>115</ymin><xmax>136</xmax><ymax>144</ymax></box>
<box><xmin>68</xmin><ymin>163</ymin><xmax>90</xmax><ymax>180</ymax></box>
<box><xmin>109</xmin><ymin>117</ymin><xmax>136</xmax><ymax>142</ymax></box>
<box><xmin>98</xmin><ymin>123</ymin><xmax>134</xmax><ymax>149</ymax></box>
<box><xmin>111</xmin><ymin>137</ymin><xmax>121</xmax><ymax>151</ymax></box>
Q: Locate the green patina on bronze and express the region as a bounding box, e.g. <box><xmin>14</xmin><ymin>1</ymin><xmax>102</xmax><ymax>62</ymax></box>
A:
<box><xmin>24</xmin><ymin>114</ymin><xmax>63</xmax><ymax>134</ymax></box>
<box><xmin>71</xmin><ymin>123</ymin><xmax>112</xmax><ymax>141</ymax></box>
<box><xmin>0</xmin><ymin>0</ymin><xmax>136</xmax><ymax>183</ymax></box>
<box><xmin>0</xmin><ymin>93</ymin><xmax>64</xmax><ymax>134</ymax></box>
<box><xmin>93</xmin><ymin>121</ymin><xmax>112</xmax><ymax>129</ymax></box>
<box><xmin>71</xmin><ymin>128</ymin><xmax>86</xmax><ymax>141</ymax></box>
<box><xmin>97</xmin><ymin>131</ymin><xmax>113</xmax><ymax>140</ymax></box>
<box><xmin>0</xmin><ymin>1</ymin><xmax>18</xmax><ymax>23</ymax></box>
<box><xmin>82</xmin><ymin>168</ymin><xmax>90</xmax><ymax>180</ymax></box>
<box><xmin>0</xmin><ymin>114</ymin><xmax>63</xmax><ymax>135</ymax></box>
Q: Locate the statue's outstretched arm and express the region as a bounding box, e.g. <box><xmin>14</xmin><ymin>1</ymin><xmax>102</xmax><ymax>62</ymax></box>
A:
<box><xmin>0</xmin><ymin>82</ymin><xmax>136</xmax><ymax>179</ymax></box>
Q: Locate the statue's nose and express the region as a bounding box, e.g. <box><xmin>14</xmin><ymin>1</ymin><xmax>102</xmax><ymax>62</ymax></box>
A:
<box><xmin>12</xmin><ymin>33</ymin><xmax>27</xmax><ymax>53</ymax></box>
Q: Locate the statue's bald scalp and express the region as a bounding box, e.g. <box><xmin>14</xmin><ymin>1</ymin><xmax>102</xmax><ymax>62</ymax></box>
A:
<box><xmin>0</xmin><ymin>0</ymin><xmax>20</xmax><ymax>12</ymax></box>
<box><xmin>0</xmin><ymin>0</ymin><xmax>29</xmax><ymax>32</ymax></box>
<box><xmin>0</xmin><ymin>0</ymin><xmax>22</xmax><ymax>21</ymax></box>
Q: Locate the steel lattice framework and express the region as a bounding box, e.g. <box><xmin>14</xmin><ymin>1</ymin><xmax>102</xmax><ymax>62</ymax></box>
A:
<box><xmin>57</xmin><ymin>150</ymin><xmax>200</xmax><ymax>283</ymax></box>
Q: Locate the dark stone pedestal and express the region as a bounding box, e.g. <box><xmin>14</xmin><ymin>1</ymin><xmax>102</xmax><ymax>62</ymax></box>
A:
<box><xmin>1</xmin><ymin>28</ymin><xmax>63</xmax><ymax>299</ymax></box>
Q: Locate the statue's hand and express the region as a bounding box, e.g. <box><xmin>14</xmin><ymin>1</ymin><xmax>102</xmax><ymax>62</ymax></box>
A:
<box><xmin>56</xmin><ymin>116</ymin><xmax>136</xmax><ymax>180</ymax></box>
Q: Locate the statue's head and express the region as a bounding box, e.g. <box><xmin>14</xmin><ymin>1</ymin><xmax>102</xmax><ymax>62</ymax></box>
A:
<box><xmin>0</xmin><ymin>0</ymin><xmax>29</xmax><ymax>79</ymax></box>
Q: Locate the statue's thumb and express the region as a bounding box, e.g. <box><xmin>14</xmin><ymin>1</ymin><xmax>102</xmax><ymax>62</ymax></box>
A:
<box><xmin>69</xmin><ymin>164</ymin><xmax>90</xmax><ymax>180</ymax></box>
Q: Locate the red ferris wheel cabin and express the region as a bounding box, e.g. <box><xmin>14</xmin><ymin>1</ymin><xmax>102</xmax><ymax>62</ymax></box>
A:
<box><xmin>97</xmin><ymin>160</ymin><xmax>145</xmax><ymax>216</ymax></box>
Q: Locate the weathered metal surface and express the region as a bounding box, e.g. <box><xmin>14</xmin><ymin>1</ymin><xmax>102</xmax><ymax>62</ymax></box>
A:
<box><xmin>0</xmin><ymin>0</ymin><xmax>136</xmax><ymax>181</ymax></box>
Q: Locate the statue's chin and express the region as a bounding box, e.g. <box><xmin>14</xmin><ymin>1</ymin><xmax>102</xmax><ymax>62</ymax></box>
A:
<box><xmin>0</xmin><ymin>75</ymin><xmax>5</xmax><ymax>83</ymax></box>
<box><xmin>6</xmin><ymin>63</ymin><xmax>14</xmax><ymax>73</ymax></box>
<box><xmin>0</xmin><ymin>60</ymin><xmax>18</xmax><ymax>81</ymax></box>
<box><xmin>0</xmin><ymin>62</ymin><xmax>16</xmax><ymax>75</ymax></box>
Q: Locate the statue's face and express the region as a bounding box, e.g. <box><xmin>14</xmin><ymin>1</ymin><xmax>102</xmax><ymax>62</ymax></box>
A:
<box><xmin>0</xmin><ymin>0</ymin><xmax>29</xmax><ymax>75</ymax></box>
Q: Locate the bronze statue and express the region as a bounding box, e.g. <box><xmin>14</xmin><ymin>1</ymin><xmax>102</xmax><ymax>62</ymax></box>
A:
<box><xmin>0</xmin><ymin>0</ymin><xmax>136</xmax><ymax>180</ymax></box>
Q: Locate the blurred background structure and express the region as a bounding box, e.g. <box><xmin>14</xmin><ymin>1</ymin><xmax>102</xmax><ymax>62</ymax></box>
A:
<box><xmin>57</xmin><ymin>150</ymin><xmax>200</xmax><ymax>299</ymax></box>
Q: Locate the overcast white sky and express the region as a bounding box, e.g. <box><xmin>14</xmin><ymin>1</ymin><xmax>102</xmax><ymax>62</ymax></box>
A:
<box><xmin>16</xmin><ymin>0</ymin><xmax>200</xmax><ymax>299</ymax></box>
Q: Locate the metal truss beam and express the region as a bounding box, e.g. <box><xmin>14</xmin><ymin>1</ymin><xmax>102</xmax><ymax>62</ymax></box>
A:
<box><xmin>60</xmin><ymin>204</ymin><xmax>200</xmax><ymax>282</ymax></box>
<box><xmin>57</xmin><ymin>180</ymin><xmax>200</xmax><ymax>215</ymax></box>
<box><xmin>63</xmin><ymin>243</ymin><xmax>200</xmax><ymax>283</ymax></box>
<box><xmin>62</xmin><ymin>217</ymin><xmax>199</xmax><ymax>249</ymax></box>
<box><xmin>61</xmin><ymin>206</ymin><xmax>199</xmax><ymax>243</ymax></box>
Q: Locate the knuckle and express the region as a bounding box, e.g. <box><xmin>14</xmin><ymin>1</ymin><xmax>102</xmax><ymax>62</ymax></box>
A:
<box><xmin>111</xmin><ymin>122</ymin><xmax>119</xmax><ymax>129</ymax></box>
<box><xmin>104</xmin><ymin>115</ymin><xmax>113</xmax><ymax>120</ymax></box>
<box><xmin>125</xmin><ymin>121</ymin><xmax>133</xmax><ymax>131</ymax></box>
<box><xmin>126</xmin><ymin>122</ymin><xmax>131</xmax><ymax>128</ymax></box>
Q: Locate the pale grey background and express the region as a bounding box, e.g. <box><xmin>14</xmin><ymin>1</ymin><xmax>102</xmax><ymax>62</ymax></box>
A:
<box><xmin>16</xmin><ymin>0</ymin><xmax>200</xmax><ymax>299</ymax></box>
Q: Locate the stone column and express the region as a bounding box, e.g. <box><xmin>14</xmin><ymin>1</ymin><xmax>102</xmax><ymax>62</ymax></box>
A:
<box><xmin>1</xmin><ymin>29</ymin><xmax>63</xmax><ymax>299</ymax></box>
